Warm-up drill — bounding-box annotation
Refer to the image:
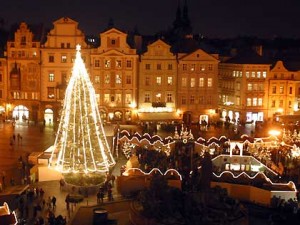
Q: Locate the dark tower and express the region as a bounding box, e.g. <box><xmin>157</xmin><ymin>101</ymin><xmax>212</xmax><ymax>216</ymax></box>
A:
<box><xmin>182</xmin><ymin>0</ymin><xmax>192</xmax><ymax>35</ymax></box>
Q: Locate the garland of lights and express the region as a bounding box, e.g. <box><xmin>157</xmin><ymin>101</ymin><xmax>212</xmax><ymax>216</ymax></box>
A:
<box><xmin>49</xmin><ymin>45</ymin><xmax>115</xmax><ymax>173</ymax></box>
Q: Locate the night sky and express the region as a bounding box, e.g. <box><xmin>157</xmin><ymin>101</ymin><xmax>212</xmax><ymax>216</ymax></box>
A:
<box><xmin>0</xmin><ymin>0</ymin><xmax>300</xmax><ymax>38</ymax></box>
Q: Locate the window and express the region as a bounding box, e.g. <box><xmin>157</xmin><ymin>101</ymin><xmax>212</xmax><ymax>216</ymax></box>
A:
<box><xmin>49</xmin><ymin>73</ymin><xmax>55</xmax><ymax>82</ymax></box>
<box><xmin>262</xmin><ymin>71</ymin><xmax>267</xmax><ymax>78</ymax></box>
<box><xmin>182</xmin><ymin>78</ymin><xmax>187</xmax><ymax>87</ymax></box>
<box><xmin>190</xmin><ymin>95</ymin><xmax>195</xmax><ymax>104</ymax></box>
<box><xmin>258</xmin><ymin>83</ymin><xmax>264</xmax><ymax>91</ymax></box>
<box><xmin>289</xmin><ymin>87</ymin><xmax>293</xmax><ymax>94</ymax></box>
<box><xmin>279</xmin><ymin>100</ymin><xmax>283</xmax><ymax>107</ymax></box>
<box><xmin>0</xmin><ymin>73</ymin><xmax>2</xmax><ymax>82</ymax></box>
<box><xmin>105</xmin><ymin>60</ymin><xmax>111</xmax><ymax>68</ymax></box>
<box><xmin>105</xmin><ymin>74</ymin><xmax>110</xmax><ymax>84</ymax></box>
<box><xmin>12</xmin><ymin>92</ymin><xmax>20</xmax><ymax>99</ymax></box>
<box><xmin>289</xmin><ymin>101</ymin><xmax>292</xmax><ymax>108</ymax></box>
<box><xmin>246</xmin><ymin>98</ymin><xmax>251</xmax><ymax>106</ymax></box>
<box><xmin>168</xmin><ymin>64</ymin><xmax>172</xmax><ymax>70</ymax></box>
<box><xmin>272</xmin><ymin>86</ymin><xmax>276</xmax><ymax>94</ymax></box>
<box><xmin>126</xmin><ymin>75</ymin><xmax>131</xmax><ymax>85</ymax></box>
<box><xmin>207</xmin><ymin>78</ymin><xmax>212</xmax><ymax>87</ymax></box>
<box><xmin>116</xmin><ymin>74</ymin><xmax>122</xmax><ymax>84</ymax></box>
<box><xmin>182</xmin><ymin>64</ymin><xmax>187</xmax><ymax>71</ymax></box>
<box><xmin>95</xmin><ymin>75</ymin><xmax>100</xmax><ymax>84</ymax></box>
<box><xmin>116</xmin><ymin>60</ymin><xmax>122</xmax><ymax>68</ymax></box>
<box><xmin>61</xmin><ymin>55</ymin><xmax>67</xmax><ymax>63</ymax></box>
<box><xmin>245</xmin><ymin>71</ymin><xmax>249</xmax><ymax>78</ymax></box>
<box><xmin>236</xmin><ymin>96</ymin><xmax>240</xmax><ymax>106</ymax></box>
<box><xmin>167</xmin><ymin>93</ymin><xmax>173</xmax><ymax>102</ymax></box>
<box><xmin>61</xmin><ymin>72</ymin><xmax>67</xmax><ymax>84</ymax></box>
<box><xmin>207</xmin><ymin>96</ymin><xmax>212</xmax><ymax>105</ymax></box>
<box><xmin>199</xmin><ymin>78</ymin><xmax>204</xmax><ymax>87</ymax></box>
<box><xmin>253</xmin><ymin>83</ymin><xmax>258</xmax><ymax>91</ymax></box>
<box><xmin>167</xmin><ymin>76</ymin><xmax>173</xmax><ymax>85</ymax></box>
<box><xmin>111</xmin><ymin>39</ymin><xmax>116</xmax><ymax>45</ymax></box>
<box><xmin>208</xmin><ymin>64</ymin><xmax>213</xmax><ymax>71</ymax></box>
<box><xmin>257</xmin><ymin>71</ymin><xmax>261</xmax><ymax>78</ymax></box>
<box><xmin>145</xmin><ymin>64</ymin><xmax>150</xmax><ymax>70</ymax></box>
<box><xmin>253</xmin><ymin>98</ymin><xmax>257</xmax><ymax>106</ymax></box>
<box><xmin>145</xmin><ymin>77</ymin><xmax>150</xmax><ymax>86</ymax></box>
<box><xmin>145</xmin><ymin>93</ymin><xmax>150</xmax><ymax>102</ymax></box>
<box><xmin>190</xmin><ymin>64</ymin><xmax>195</xmax><ymax>71</ymax></box>
<box><xmin>94</xmin><ymin>60</ymin><xmax>100</xmax><ymax>67</ymax></box>
<box><xmin>157</xmin><ymin>64</ymin><xmax>162</xmax><ymax>70</ymax></box>
<box><xmin>200</xmin><ymin>64</ymin><xmax>205</xmax><ymax>71</ymax></box>
<box><xmin>271</xmin><ymin>100</ymin><xmax>275</xmax><ymax>108</ymax></box>
<box><xmin>67</xmin><ymin>43</ymin><xmax>70</xmax><ymax>48</ymax></box>
<box><xmin>199</xmin><ymin>96</ymin><xmax>204</xmax><ymax>104</ymax></box>
<box><xmin>190</xmin><ymin>78</ymin><xmax>195</xmax><ymax>87</ymax></box>
<box><xmin>236</xmin><ymin>82</ymin><xmax>241</xmax><ymax>91</ymax></box>
<box><xmin>0</xmin><ymin>90</ymin><xmax>2</xmax><ymax>98</ymax></box>
<box><xmin>181</xmin><ymin>96</ymin><xmax>186</xmax><ymax>105</ymax></box>
<box><xmin>47</xmin><ymin>87</ymin><xmax>55</xmax><ymax>99</ymax></box>
<box><xmin>116</xmin><ymin>94</ymin><xmax>121</xmax><ymax>103</ymax></box>
<box><xmin>247</xmin><ymin>83</ymin><xmax>253</xmax><ymax>91</ymax></box>
<box><xmin>125</xmin><ymin>94</ymin><xmax>132</xmax><ymax>104</ymax></box>
<box><xmin>251</xmin><ymin>71</ymin><xmax>255</xmax><ymax>78</ymax></box>
<box><xmin>156</xmin><ymin>77</ymin><xmax>161</xmax><ymax>85</ymax></box>
<box><xmin>49</xmin><ymin>55</ymin><xmax>54</xmax><ymax>63</ymax></box>
<box><xmin>279</xmin><ymin>86</ymin><xmax>284</xmax><ymax>94</ymax></box>
<box><xmin>126</xmin><ymin>60</ymin><xmax>132</xmax><ymax>68</ymax></box>
<box><xmin>110</xmin><ymin>95</ymin><xmax>115</xmax><ymax>102</ymax></box>
<box><xmin>258</xmin><ymin>98</ymin><xmax>263</xmax><ymax>106</ymax></box>
<box><xmin>32</xmin><ymin>92</ymin><xmax>38</xmax><ymax>100</ymax></box>
<box><xmin>103</xmin><ymin>94</ymin><xmax>109</xmax><ymax>103</ymax></box>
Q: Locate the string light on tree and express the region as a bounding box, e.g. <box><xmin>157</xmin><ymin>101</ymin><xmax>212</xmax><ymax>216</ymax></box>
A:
<box><xmin>49</xmin><ymin>44</ymin><xmax>115</xmax><ymax>174</ymax></box>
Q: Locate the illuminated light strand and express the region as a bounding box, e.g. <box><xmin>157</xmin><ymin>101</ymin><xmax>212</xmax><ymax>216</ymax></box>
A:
<box><xmin>49</xmin><ymin>45</ymin><xmax>115</xmax><ymax>173</ymax></box>
<box><xmin>213</xmin><ymin>171</ymin><xmax>297</xmax><ymax>192</ymax></box>
<box><xmin>122</xmin><ymin>167</ymin><xmax>182</xmax><ymax>181</ymax></box>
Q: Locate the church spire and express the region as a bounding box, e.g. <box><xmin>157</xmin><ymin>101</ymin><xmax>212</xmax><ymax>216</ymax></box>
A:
<box><xmin>182</xmin><ymin>0</ymin><xmax>192</xmax><ymax>34</ymax></box>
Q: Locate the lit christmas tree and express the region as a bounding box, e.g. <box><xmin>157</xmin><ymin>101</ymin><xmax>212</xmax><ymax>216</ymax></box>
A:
<box><xmin>50</xmin><ymin>45</ymin><xmax>115</xmax><ymax>174</ymax></box>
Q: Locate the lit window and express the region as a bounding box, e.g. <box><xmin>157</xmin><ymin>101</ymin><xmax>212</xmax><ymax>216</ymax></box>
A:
<box><xmin>125</xmin><ymin>94</ymin><xmax>132</xmax><ymax>104</ymax></box>
<box><xmin>105</xmin><ymin>60</ymin><xmax>111</xmax><ymax>68</ymax></box>
<box><xmin>251</xmin><ymin>71</ymin><xmax>255</xmax><ymax>78</ymax></box>
<box><xmin>116</xmin><ymin>94</ymin><xmax>121</xmax><ymax>103</ymax></box>
<box><xmin>104</xmin><ymin>94</ymin><xmax>110</xmax><ymax>103</ymax></box>
<box><xmin>279</xmin><ymin>86</ymin><xmax>284</xmax><ymax>94</ymax></box>
<box><xmin>190</xmin><ymin>78</ymin><xmax>195</xmax><ymax>87</ymax></box>
<box><xmin>272</xmin><ymin>86</ymin><xmax>276</xmax><ymax>94</ymax></box>
<box><xmin>246</xmin><ymin>98</ymin><xmax>252</xmax><ymax>106</ymax></box>
<box><xmin>105</xmin><ymin>74</ymin><xmax>110</xmax><ymax>84</ymax></box>
<box><xmin>257</xmin><ymin>71</ymin><xmax>261</xmax><ymax>78</ymax></box>
<box><xmin>199</xmin><ymin>78</ymin><xmax>204</xmax><ymax>87</ymax></box>
<box><xmin>116</xmin><ymin>60</ymin><xmax>122</xmax><ymax>68</ymax></box>
<box><xmin>47</xmin><ymin>87</ymin><xmax>55</xmax><ymax>99</ymax></box>
<box><xmin>236</xmin><ymin>97</ymin><xmax>240</xmax><ymax>106</ymax></box>
<box><xmin>247</xmin><ymin>83</ymin><xmax>252</xmax><ymax>91</ymax></box>
<box><xmin>61</xmin><ymin>55</ymin><xmax>67</xmax><ymax>63</ymax></box>
<box><xmin>258</xmin><ymin>98</ymin><xmax>263</xmax><ymax>106</ymax></box>
<box><xmin>167</xmin><ymin>77</ymin><xmax>173</xmax><ymax>85</ymax></box>
<box><xmin>49</xmin><ymin>73</ymin><xmax>55</xmax><ymax>82</ymax></box>
<box><xmin>253</xmin><ymin>98</ymin><xmax>257</xmax><ymax>106</ymax></box>
<box><xmin>200</xmin><ymin>65</ymin><xmax>205</xmax><ymax>71</ymax></box>
<box><xmin>245</xmin><ymin>71</ymin><xmax>249</xmax><ymax>78</ymax></box>
<box><xmin>116</xmin><ymin>74</ymin><xmax>122</xmax><ymax>84</ymax></box>
<box><xmin>95</xmin><ymin>75</ymin><xmax>100</xmax><ymax>84</ymax></box>
<box><xmin>262</xmin><ymin>71</ymin><xmax>267</xmax><ymax>78</ymax></box>
<box><xmin>207</xmin><ymin>78</ymin><xmax>212</xmax><ymax>87</ymax></box>
<box><xmin>190</xmin><ymin>64</ymin><xmax>195</xmax><ymax>71</ymax></box>
<box><xmin>156</xmin><ymin>76</ymin><xmax>161</xmax><ymax>85</ymax></box>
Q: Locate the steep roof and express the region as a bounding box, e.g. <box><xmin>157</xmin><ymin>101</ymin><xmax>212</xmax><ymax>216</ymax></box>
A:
<box><xmin>225</xmin><ymin>49</ymin><xmax>271</xmax><ymax>65</ymax></box>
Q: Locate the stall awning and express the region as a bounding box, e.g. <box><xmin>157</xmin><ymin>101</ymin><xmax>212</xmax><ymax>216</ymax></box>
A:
<box><xmin>138</xmin><ymin>112</ymin><xmax>181</xmax><ymax>121</ymax></box>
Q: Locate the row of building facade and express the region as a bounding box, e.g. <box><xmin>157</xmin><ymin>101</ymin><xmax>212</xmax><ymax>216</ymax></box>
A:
<box><xmin>0</xmin><ymin>17</ymin><xmax>299</xmax><ymax>127</ymax></box>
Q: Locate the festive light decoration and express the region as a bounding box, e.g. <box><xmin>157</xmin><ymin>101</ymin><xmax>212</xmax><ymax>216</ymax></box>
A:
<box><xmin>49</xmin><ymin>45</ymin><xmax>115</xmax><ymax>173</ymax></box>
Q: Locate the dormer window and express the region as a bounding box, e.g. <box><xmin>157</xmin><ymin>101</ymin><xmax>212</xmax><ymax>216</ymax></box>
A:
<box><xmin>21</xmin><ymin>36</ymin><xmax>26</xmax><ymax>45</ymax></box>
<box><xmin>111</xmin><ymin>39</ymin><xmax>116</xmax><ymax>45</ymax></box>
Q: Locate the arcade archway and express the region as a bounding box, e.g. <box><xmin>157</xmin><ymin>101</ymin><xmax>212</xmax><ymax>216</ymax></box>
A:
<box><xmin>44</xmin><ymin>108</ymin><xmax>54</xmax><ymax>126</ymax></box>
<box><xmin>12</xmin><ymin>105</ymin><xmax>29</xmax><ymax>123</ymax></box>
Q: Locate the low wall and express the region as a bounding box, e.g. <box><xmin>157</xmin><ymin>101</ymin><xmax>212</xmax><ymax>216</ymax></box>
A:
<box><xmin>117</xmin><ymin>175</ymin><xmax>181</xmax><ymax>197</ymax></box>
<box><xmin>211</xmin><ymin>182</ymin><xmax>297</xmax><ymax>207</ymax></box>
